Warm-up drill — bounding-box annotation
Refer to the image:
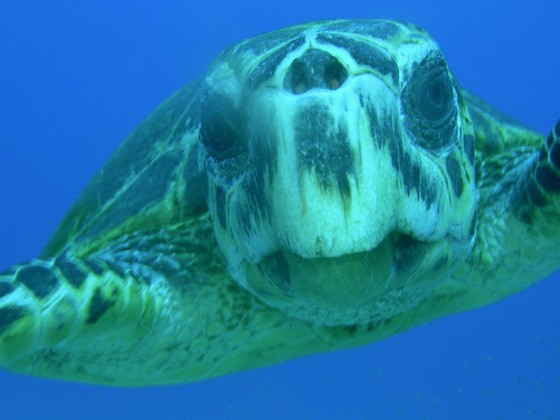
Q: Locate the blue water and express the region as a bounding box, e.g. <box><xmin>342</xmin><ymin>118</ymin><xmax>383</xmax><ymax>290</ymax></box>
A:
<box><xmin>0</xmin><ymin>2</ymin><xmax>559</xmax><ymax>418</ymax></box>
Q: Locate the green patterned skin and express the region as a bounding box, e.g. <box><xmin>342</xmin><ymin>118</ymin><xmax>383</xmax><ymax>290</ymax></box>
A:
<box><xmin>0</xmin><ymin>20</ymin><xmax>558</xmax><ymax>386</ymax></box>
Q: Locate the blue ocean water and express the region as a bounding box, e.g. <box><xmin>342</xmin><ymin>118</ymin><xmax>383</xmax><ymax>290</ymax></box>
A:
<box><xmin>0</xmin><ymin>1</ymin><xmax>559</xmax><ymax>418</ymax></box>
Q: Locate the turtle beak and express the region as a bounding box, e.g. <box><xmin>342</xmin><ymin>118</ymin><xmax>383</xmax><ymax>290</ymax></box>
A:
<box><xmin>239</xmin><ymin>72</ymin><xmax>401</xmax><ymax>260</ymax></box>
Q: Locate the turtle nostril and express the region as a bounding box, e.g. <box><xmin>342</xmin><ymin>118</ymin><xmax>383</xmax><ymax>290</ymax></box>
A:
<box><xmin>284</xmin><ymin>49</ymin><xmax>348</xmax><ymax>94</ymax></box>
<box><xmin>288</xmin><ymin>60</ymin><xmax>310</xmax><ymax>94</ymax></box>
<box><xmin>328</xmin><ymin>78</ymin><xmax>340</xmax><ymax>90</ymax></box>
<box><xmin>324</xmin><ymin>60</ymin><xmax>347</xmax><ymax>90</ymax></box>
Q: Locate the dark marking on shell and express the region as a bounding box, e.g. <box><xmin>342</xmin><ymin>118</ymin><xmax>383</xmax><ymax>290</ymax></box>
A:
<box><xmin>114</xmin><ymin>152</ymin><xmax>182</xmax><ymax>216</ymax></box>
<box><xmin>0</xmin><ymin>282</ymin><xmax>15</xmax><ymax>298</ymax></box>
<box><xmin>86</xmin><ymin>288</ymin><xmax>117</xmax><ymax>324</ymax></box>
<box><xmin>42</xmin><ymin>81</ymin><xmax>201</xmax><ymax>257</ymax></box>
<box><xmin>446</xmin><ymin>154</ymin><xmax>464</xmax><ymax>197</ymax></box>
<box><xmin>16</xmin><ymin>265</ymin><xmax>59</xmax><ymax>299</ymax></box>
<box><xmin>294</xmin><ymin>101</ymin><xmax>354</xmax><ymax>197</ymax></box>
<box><xmin>81</xmin><ymin>151</ymin><xmax>183</xmax><ymax>244</ymax></box>
<box><xmin>0</xmin><ymin>306</ymin><xmax>26</xmax><ymax>335</ymax></box>
<box><xmin>54</xmin><ymin>257</ymin><xmax>88</xmax><ymax>288</ymax></box>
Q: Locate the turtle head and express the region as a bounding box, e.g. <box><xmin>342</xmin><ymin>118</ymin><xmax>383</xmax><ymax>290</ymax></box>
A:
<box><xmin>199</xmin><ymin>20</ymin><xmax>476</xmax><ymax>325</ymax></box>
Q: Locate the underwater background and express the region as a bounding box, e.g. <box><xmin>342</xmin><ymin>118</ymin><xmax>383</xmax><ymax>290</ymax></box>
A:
<box><xmin>0</xmin><ymin>1</ymin><xmax>559</xmax><ymax>418</ymax></box>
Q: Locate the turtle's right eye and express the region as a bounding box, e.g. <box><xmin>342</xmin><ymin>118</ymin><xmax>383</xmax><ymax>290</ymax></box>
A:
<box><xmin>402</xmin><ymin>53</ymin><xmax>458</xmax><ymax>150</ymax></box>
<box><xmin>200</xmin><ymin>89</ymin><xmax>243</xmax><ymax>160</ymax></box>
<box><xmin>416</xmin><ymin>71</ymin><xmax>454</xmax><ymax>123</ymax></box>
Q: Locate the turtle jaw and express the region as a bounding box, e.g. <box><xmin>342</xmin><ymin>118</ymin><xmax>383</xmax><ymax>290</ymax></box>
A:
<box><xmin>244</xmin><ymin>230</ymin><xmax>462</xmax><ymax>325</ymax></box>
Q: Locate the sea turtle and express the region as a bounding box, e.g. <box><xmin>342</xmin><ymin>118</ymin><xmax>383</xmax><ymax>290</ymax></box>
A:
<box><xmin>0</xmin><ymin>19</ymin><xmax>558</xmax><ymax>386</ymax></box>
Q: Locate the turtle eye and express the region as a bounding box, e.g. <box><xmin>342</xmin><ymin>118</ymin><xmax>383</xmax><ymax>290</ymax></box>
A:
<box><xmin>417</xmin><ymin>72</ymin><xmax>453</xmax><ymax>122</ymax></box>
<box><xmin>200</xmin><ymin>89</ymin><xmax>242</xmax><ymax>160</ymax></box>
<box><xmin>403</xmin><ymin>55</ymin><xmax>458</xmax><ymax>149</ymax></box>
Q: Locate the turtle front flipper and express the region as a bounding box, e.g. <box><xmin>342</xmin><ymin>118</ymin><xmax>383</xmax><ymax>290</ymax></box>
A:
<box><xmin>524</xmin><ymin>121</ymin><xmax>560</xmax><ymax>211</ymax></box>
<box><xmin>0</xmin><ymin>256</ymin><xmax>158</xmax><ymax>361</ymax></box>
<box><xmin>0</xmin><ymin>216</ymin><xmax>343</xmax><ymax>386</ymax></box>
<box><xmin>0</xmin><ymin>244</ymin><xmax>185</xmax><ymax>384</ymax></box>
<box><xmin>458</xmin><ymin>120</ymin><xmax>560</xmax><ymax>310</ymax></box>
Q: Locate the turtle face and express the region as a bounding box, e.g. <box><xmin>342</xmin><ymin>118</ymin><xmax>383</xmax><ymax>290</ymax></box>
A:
<box><xmin>199</xmin><ymin>20</ymin><xmax>476</xmax><ymax>325</ymax></box>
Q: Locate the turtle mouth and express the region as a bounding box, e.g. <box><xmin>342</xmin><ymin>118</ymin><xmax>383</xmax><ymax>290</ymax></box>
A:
<box><xmin>244</xmin><ymin>231</ymin><xmax>452</xmax><ymax>324</ymax></box>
